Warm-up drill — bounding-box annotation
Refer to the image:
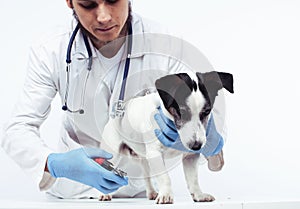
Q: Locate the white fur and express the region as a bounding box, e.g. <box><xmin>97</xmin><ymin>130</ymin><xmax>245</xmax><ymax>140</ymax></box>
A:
<box><xmin>178</xmin><ymin>90</ymin><xmax>207</xmax><ymax>150</ymax></box>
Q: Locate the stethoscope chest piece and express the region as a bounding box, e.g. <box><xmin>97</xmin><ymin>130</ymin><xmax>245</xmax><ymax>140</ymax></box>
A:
<box><xmin>111</xmin><ymin>100</ymin><xmax>126</xmax><ymax>118</ymax></box>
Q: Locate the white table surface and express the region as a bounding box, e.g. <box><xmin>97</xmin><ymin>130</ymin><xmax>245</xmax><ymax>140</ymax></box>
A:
<box><xmin>0</xmin><ymin>197</ymin><xmax>300</xmax><ymax>209</ymax></box>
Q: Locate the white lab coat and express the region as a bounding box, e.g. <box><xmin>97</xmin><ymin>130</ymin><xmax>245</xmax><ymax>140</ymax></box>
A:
<box><xmin>1</xmin><ymin>13</ymin><xmax>217</xmax><ymax>198</ymax></box>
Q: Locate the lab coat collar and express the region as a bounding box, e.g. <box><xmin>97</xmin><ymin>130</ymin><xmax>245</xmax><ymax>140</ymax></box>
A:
<box><xmin>129</xmin><ymin>13</ymin><xmax>146</xmax><ymax>59</ymax></box>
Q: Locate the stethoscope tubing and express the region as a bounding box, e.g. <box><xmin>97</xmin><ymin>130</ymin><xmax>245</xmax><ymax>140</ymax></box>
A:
<box><xmin>62</xmin><ymin>22</ymin><xmax>132</xmax><ymax>115</ymax></box>
<box><xmin>118</xmin><ymin>22</ymin><xmax>132</xmax><ymax>101</ymax></box>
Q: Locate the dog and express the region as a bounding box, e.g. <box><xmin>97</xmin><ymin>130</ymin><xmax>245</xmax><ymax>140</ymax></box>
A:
<box><xmin>100</xmin><ymin>71</ymin><xmax>234</xmax><ymax>204</ymax></box>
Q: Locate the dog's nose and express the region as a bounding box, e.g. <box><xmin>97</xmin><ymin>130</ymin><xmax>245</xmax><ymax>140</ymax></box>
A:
<box><xmin>189</xmin><ymin>141</ymin><xmax>202</xmax><ymax>151</ymax></box>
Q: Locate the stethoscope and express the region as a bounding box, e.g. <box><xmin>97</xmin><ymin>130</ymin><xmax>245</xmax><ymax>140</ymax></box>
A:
<box><xmin>62</xmin><ymin>22</ymin><xmax>132</xmax><ymax>117</ymax></box>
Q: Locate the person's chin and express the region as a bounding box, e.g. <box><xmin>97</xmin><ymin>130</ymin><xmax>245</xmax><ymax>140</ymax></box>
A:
<box><xmin>95</xmin><ymin>33</ymin><xmax>120</xmax><ymax>43</ymax></box>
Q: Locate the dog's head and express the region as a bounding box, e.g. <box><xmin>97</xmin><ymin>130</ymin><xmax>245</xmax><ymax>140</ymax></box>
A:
<box><xmin>155</xmin><ymin>71</ymin><xmax>234</xmax><ymax>151</ymax></box>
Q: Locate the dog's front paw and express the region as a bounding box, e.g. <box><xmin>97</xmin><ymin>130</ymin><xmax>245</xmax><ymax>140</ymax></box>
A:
<box><xmin>147</xmin><ymin>191</ymin><xmax>158</xmax><ymax>200</ymax></box>
<box><xmin>192</xmin><ymin>192</ymin><xmax>215</xmax><ymax>202</ymax></box>
<box><xmin>98</xmin><ymin>194</ymin><xmax>112</xmax><ymax>201</ymax></box>
<box><xmin>155</xmin><ymin>192</ymin><xmax>174</xmax><ymax>204</ymax></box>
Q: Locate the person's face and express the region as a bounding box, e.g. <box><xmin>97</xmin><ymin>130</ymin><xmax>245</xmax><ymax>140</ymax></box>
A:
<box><xmin>66</xmin><ymin>0</ymin><xmax>129</xmax><ymax>46</ymax></box>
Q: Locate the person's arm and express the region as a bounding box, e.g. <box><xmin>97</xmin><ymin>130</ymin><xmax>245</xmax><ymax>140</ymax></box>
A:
<box><xmin>1</xmin><ymin>44</ymin><xmax>58</xmax><ymax>190</ymax></box>
<box><xmin>2</xmin><ymin>41</ymin><xmax>129</xmax><ymax>193</ymax></box>
<box><xmin>46</xmin><ymin>147</ymin><xmax>128</xmax><ymax>194</ymax></box>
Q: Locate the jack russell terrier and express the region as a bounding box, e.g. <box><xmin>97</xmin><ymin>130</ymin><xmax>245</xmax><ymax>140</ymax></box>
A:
<box><xmin>100</xmin><ymin>71</ymin><xmax>234</xmax><ymax>204</ymax></box>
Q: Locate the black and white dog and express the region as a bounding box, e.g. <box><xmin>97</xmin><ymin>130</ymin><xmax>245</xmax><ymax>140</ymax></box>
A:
<box><xmin>101</xmin><ymin>71</ymin><xmax>234</xmax><ymax>204</ymax></box>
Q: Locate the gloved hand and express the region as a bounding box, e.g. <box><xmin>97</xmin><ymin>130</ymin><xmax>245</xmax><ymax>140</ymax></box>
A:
<box><xmin>154</xmin><ymin>106</ymin><xmax>224</xmax><ymax>157</ymax></box>
<box><xmin>47</xmin><ymin>147</ymin><xmax>128</xmax><ymax>194</ymax></box>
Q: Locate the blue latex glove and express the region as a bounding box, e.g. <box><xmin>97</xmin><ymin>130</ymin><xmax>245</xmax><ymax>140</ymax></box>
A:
<box><xmin>154</xmin><ymin>106</ymin><xmax>224</xmax><ymax>157</ymax></box>
<box><xmin>47</xmin><ymin>147</ymin><xmax>128</xmax><ymax>194</ymax></box>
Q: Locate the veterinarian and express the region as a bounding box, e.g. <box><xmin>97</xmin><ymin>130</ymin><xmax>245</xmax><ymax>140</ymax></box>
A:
<box><xmin>1</xmin><ymin>0</ymin><xmax>225</xmax><ymax>199</ymax></box>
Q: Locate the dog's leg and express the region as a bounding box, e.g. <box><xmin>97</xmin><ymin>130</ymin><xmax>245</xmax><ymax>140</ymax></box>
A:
<box><xmin>154</xmin><ymin>170</ymin><xmax>173</xmax><ymax>204</ymax></box>
<box><xmin>117</xmin><ymin>142</ymin><xmax>159</xmax><ymax>200</ymax></box>
<box><xmin>145</xmin><ymin>143</ymin><xmax>174</xmax><ymax>204</ymax></box>
<box><xmin>140</xmin><ymin>159</ymin><xmax>158</xmax><ymax>200</ymax></box>
<box><xmin>182</xmin><ymin>154</ymin><xmax>215</xmax><ymax>202</ymax></box>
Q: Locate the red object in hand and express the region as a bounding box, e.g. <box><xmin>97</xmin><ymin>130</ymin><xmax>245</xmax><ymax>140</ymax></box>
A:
<box><xmin>94</xmin><ymin>158</ymin><xmax>114</xmax><ymax>171</ymax></box>
<box><xmin>94</xmin><ymin>158</ymin><xmax>127</xmax><ymax>177</ymax></box>
<box><xmin>94</xmin><ymin>158</ymin><xmax>105</xmax><ymax>165</ymax></box>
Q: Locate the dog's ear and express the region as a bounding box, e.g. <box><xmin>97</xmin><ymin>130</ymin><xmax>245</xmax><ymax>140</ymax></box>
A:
<box><xmin>196</xmin><ymin>71</ymin><xmax>234</xmax><ymax>105</ymax></box>
<box><xmin>216</xmin><ymin>72</ymin><xmax>234</xmax><ymax>94</ymax></box>
<box><xmin>155</xmin><ymin>73</ymin><xmax>193</xmax><ymax>117</ymax></box>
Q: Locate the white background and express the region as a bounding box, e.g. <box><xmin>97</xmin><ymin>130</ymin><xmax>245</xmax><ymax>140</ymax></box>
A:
<box><xmin>0</xmin><ymin>0</ymin><xmax>300</xmax><ymax>202</ymax></box>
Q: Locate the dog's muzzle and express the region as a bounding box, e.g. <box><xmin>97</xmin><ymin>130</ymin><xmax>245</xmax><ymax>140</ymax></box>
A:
<box><xmin>188</xmin><ymin>140</ymin><xmax>203</xmax><ymax>151</ymax></box>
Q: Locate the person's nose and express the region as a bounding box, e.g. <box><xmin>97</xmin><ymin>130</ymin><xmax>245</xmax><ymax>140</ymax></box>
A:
<box><xmin>96</xmin><ymin>4</ymin><xmax>112</xmax><ymax>24</ymax></box>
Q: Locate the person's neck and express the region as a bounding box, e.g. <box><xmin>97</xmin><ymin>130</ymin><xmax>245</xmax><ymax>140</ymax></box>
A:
<box><xmin>92</xmin><ymin>23</ymin><xmax>128</xmax><ymax>58</ymax></box>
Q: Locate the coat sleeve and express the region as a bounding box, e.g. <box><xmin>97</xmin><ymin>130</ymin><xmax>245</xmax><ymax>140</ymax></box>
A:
<box><xmin>1</xmin><ymin>44</ymin><xmax>60</xmax><ymax>191</ymax></box>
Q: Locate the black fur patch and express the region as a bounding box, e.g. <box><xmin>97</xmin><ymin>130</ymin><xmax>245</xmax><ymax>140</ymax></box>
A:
<box><xmin>193</xmin><ymin>80</ymin><xmax>198</xmax><ymax>92</ymax></box>
<box><xmin>155</xmin><ymin>72</ymin><xmax>234</xmax><ymax>126</ymax></box>
<box><xmin>155</xmin><ymin>73</ymin><xmax>194</xmax><ymax>128</ymax></box>
<box><xmin>196</xmin><ymin>71</ymin><xmax>234</xmax><ymax>106</ymax></box>
<box><xmin>196</xmin><ymin>71</ymin><xmax>234</xmax><ymax>122</ymax></box>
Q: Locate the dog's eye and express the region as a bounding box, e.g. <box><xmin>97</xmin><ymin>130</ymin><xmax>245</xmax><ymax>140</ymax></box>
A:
<box><xmin>179</xmin><ymin>108</ymin><xmax>187</xmax><ymax>116</ymax></box>
<box><xmin>199</xmin><ymin>105</ymin><xmax>211</xmax><ymax>122</ymax></box>
<box><xmin>199</xmin><ymin>111</ymin><xmax>209</xmax><ymax>122</ymax></box>
<box><xmin>179</xmin><ymin>107</ymin><xmax>191</xmax><ymax>121</ymax></box>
